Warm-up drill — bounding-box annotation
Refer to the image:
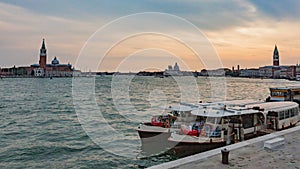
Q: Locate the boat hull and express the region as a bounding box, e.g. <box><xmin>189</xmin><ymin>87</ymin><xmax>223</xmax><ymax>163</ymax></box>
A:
<box><xmin>169</xmin><ymin>140</ymin><xmax>226</xmax><ymax>157</ymax></box>
<box><xmin>136</xmin><ymin>123</ymin><xmax>171</xmax><ymax>141</ymax></box>
<box><xmin>137</xmin><ymin>129</ymin><xmax>171</xmax><ymax>143</ymax></box>
<box><xmin>136</xmin><ymin>124</ymin><xmax>176</xmax><ymax>155</ymax></box>
<box><xmin>168</xmin><ymin>133</ymin><xmax>227</xmax><ymax>157</ymax></box>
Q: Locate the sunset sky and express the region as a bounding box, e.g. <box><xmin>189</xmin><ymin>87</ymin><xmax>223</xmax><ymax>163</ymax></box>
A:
<box><xmin>1</xmin><ymin>0</ymin><xmax>300</xmax><ymax>72</ymax></box>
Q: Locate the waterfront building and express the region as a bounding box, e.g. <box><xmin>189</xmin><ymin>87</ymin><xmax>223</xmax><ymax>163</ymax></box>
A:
<box><xmin>199</xmin><ymin>68</ymin><xmax>228</xmax><ymax>76</ymax></box>
<box><xmin>259</xmin><ymin>66</ymin><xmax>275</xmax><ymax>78</ymax></box>
<box><xmin>207</xmin><ymin>68</ymin><xmax>227</xmax><ymax>76</ymax></box>
<box><xmin>239</xmin><ymin>68</ymin><xmax>260</xmax><ymax>78</ymax></box>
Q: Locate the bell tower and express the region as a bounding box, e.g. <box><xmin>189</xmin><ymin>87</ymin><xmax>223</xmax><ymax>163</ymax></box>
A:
<box><xmin>39</xmin><ymin>38</ymin><xmax>47</xmax><ymax>69</ymax></box>
<box><xmin>273</xmin><ymin>45</ymin><xmax>279</xmax><ymax>66</ymax></box>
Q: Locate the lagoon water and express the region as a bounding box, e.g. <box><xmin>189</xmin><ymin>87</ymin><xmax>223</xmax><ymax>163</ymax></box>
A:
<box><xmin>0</xmin><ymin>76</ymin><xmax>298</xmax><ymax>168</ymax></box>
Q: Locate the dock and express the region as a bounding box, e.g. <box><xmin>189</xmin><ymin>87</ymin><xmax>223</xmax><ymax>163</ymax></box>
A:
<box><xmin>148</xmin><ymin>125</ymin><xmax>300</xmax><ymax>169</ymax></box>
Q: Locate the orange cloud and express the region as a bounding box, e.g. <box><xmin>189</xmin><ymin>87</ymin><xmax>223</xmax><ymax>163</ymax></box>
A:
<box><xmin>99</xmin><ymin>33</ymin><xmax>205</xmax><ymax>72</ymax></box>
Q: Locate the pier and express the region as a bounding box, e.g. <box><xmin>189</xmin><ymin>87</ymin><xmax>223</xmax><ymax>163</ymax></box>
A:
<box><xmin>148</xmin><ymin>125</ymin><xmax>300</xmax><ymax>169</ymax></box>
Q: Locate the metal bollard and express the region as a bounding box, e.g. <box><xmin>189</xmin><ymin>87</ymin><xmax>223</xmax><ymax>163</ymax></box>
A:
<box><xmin>221</xmin><ymin>148</ymin><xmax>230</xmax><ymax>164</ymax></box>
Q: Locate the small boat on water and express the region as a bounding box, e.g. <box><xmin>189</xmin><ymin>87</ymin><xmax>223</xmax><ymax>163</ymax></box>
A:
<box><xmin>168</xmin><ymin>100</ymin><xmax>300</xmax><ymax>157</ymax></box>
<box><xmin>136</xmin><ymin>103</ymin><xmax>198</xmax><ymax>154</ymax></box>
<box><xmin>266</xmin><ymin>86</ymin><xmax>300</xmax><ymax>104</ymax></box>
<box><xmin>136</xmin><ymin>103</ymin><xmax>197</xmax><ymax>144</ymax></box>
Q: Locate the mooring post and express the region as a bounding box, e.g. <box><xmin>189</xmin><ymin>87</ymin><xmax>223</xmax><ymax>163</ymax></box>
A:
<box><xmin>221</xmin><ymin>148</ymin><xmax>230</xmax><ymax>164</ymax></box>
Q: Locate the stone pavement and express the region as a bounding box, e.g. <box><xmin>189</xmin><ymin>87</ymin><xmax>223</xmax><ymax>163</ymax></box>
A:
<box><xmin>148</xmin><ymin>125</ymin><xmax>300</xmax><ymax>169</ymax></box>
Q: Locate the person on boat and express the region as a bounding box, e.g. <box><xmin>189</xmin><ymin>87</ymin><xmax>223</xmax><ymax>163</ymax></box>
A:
<box><xmin>172</xmin><ymin>110</ymin><xmax>179</xmax><ymax>116</ymax></box>
<box><xmin>211</xmin><ymin>126</ymin><xmax>221</xmax><ymax>137</ymax></box>
<box><xmin>258</xmin><ymin>114</ymin><xmax>265</xmax><ymax>124</ymax></box>
<box><xmin>168</xmin><ymin>114</ymin><xmax>177</xmax><ymax>124</ymax></box>
<box><xmin>192</xmin><ymin>123</ymin><xmax>198</xmax><ymax>130</ymax></box>
<box><xmin>164</xmin><ymin>119</ymin><xmax>170</xmax><ymax>128</ymax></box>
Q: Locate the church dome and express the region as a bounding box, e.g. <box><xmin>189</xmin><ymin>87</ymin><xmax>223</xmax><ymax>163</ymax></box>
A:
<box><xmin>174</xmin><ymin>62</ymin><xmax>180</xmax><ymax>71</ymax></box>
<box><xmin>51</xmin><ymin>57</ymin><xmax>59</xmax><ymax>65</ymax></box>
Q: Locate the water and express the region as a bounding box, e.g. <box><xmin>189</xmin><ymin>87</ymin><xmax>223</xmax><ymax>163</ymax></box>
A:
<box><xmin>0</xmin><ymin>76</ymin><xmax>298</xmax><ymax>168</ymax></box>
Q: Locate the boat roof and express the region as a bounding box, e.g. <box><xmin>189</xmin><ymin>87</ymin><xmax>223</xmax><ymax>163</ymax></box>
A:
<box><xmin>246</xmin><ymin>101</ymin><xmax>298</xmax><ymax>112</ymax></box>
<box><xmin>270</xmin><ymin>86</ymin><xmax>300</xmax><ymax>90</ymax></box>
<box><xmin>198</xmin><ymin>99</ymin><xmax>263</xmax><ymax>108</ymax></box>
<box><xmin>191</xmin><ymin>100</ymin><xmax>298</xmax><ymax>117</ymax></box>
<box><xmin>191</xmin><ymin>105</ymin><xmax>257</xmax><ymax>117</ymax></box>
<box><xmin>162</xmin><ymin>103</ymin><xmax>198</xmax><ymax>112</ymax></box>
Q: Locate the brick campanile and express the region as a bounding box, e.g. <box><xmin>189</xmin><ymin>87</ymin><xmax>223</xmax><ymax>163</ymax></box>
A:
<box><xmin>39</xmin><ymin>38</ymin><xmax>47</xmax><ymax>69</ymax></box>
<box><xmin>273</xmin><ymin>45</ymin><xmax>279</xmax><ymax>66</ymax></box>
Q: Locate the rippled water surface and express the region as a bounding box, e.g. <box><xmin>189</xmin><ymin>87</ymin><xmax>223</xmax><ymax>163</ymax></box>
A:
<box><xmin>0</xmin><ymin>77</ymin><xmax>298</xmax><ymax>168</ymax></box>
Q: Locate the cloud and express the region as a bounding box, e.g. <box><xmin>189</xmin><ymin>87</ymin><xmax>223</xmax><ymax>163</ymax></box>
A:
<box><xmin>206</xmin><ymin>19</ymin><xmax>300</xmax><ymax>68</ymax></box>
<box><xmin>1</xmin><ymin>0</ymin><xmax>300</xmax><ymax>70</ymax></box>
<box><xmin>251</xmin><ymin>0</ymin><xmax>300</xmax><ymax>21</ymax></box>
<box><xmin>0</xmin><ymin>0</ymin><xmax>261</xmax><ymax>31</ymax></box>
<box><xmin>0</xmin><ymin>2</ymin><xmax>100</xmax><ymax>67</ymax></box>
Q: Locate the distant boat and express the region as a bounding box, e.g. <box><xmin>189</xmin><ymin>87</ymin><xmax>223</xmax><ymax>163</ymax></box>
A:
<box><xmin>266</xmin><ymin>86</ymin><xmax>300</xmax><ymax>105</ymax></box>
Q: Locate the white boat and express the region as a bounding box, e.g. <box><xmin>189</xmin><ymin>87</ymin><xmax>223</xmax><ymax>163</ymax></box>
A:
<box><xmin>136</xmin><ymin>103</ymin><xmax>198</xmax><ymax>154</ymax></box>
<box><xmin>266</xmin><ymin>86</ymin><xmax>300</xmax><ymax>104</ymax></box>
<box><xmin>168</xmin><ymin>100</ymin><xmax>300</xmax><ymax>156</ymax></box>
<box><xmin>136</xmin><ymin>103</ymin><xmax>197</xmax><ymax>143</ymax></box>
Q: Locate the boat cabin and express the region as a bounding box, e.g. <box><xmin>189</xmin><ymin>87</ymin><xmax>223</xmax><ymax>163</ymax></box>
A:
<box><xmin>267</xmin><ymin>86</ymin><xmax>300</xmax><ymax>104</ymax></box>
<box><xmin>181</xmin><ymin>101</ymin><xmax>299</xmax><ymax>143</ymax></box>
<box><xmin>150</xmin><ymin>104</ymin><xmax>197</xmax><ymax>128</ymax></box>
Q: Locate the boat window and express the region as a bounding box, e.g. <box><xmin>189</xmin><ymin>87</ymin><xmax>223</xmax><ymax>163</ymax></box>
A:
<box><xmin>196</xmin><ymin>116</ymin><xmax>206</xmax><ymax>122</ymax></box>
<box><xmin>279</xmin><ymin>111</ymin><xmax>285</xmax><ymax>120</ymax></box>
<box><xmin>291</xmin><ymin>109</ymin><xmax>295</xmax><ymax>117</ymax></box>
<box><xmin>222</xmin><ymin>117</ymin><xmax>230</xmax><ymax>124</ymax></box>
<box><xmin>215</xmin><ymin>117</ymin><xmax>222</xmax><ymax>124</ymax></box>
<box><xmin>242</xmin><ymin>114</ymin><xmax>254</xmax><ymax>129</ymax></box>
<box><xmin>292</xmin><ymin>90</ymin><xmax>300</xmax><ymax>96</ymax></box>
<box><xmin>267</xmin><ymin>111</ymin><xmax>278</xmax><ymax>117</ymax></box>
<box><xmin>295</xmin><ymin>109</ymin><xmax>299</xmax><ymax>116</ymax></box>
<box><xmin>271</xmin><ymin>91</ymin><xmax>286</xmax><ymax>97</ymax></box>
<box><xmin>180</xmin><ymin>112</ymin><xmax>189</xmax><ymax>118</ymax></box>
<box><xmin>206</xmin><ymin>117</ymin><xmax>215</xmax><ymax>124</ymax></box>
<box><xmin>285</xmin><ymin>110</ymin><xmax>290</xmax><ymax>119</ymax></box>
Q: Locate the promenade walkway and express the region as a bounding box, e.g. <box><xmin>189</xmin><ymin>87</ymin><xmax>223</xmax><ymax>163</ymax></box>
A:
<box><xmin>148</xmin><ymin>125</ymin><xmax>300</xmax><ymax>169</ymax></box>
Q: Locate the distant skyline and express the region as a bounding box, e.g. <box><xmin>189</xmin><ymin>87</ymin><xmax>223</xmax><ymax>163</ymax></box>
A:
<box><xmin>1</xmin><ymin>1</ymin><xmax>300</xmax><ymax>71</ymax></box>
